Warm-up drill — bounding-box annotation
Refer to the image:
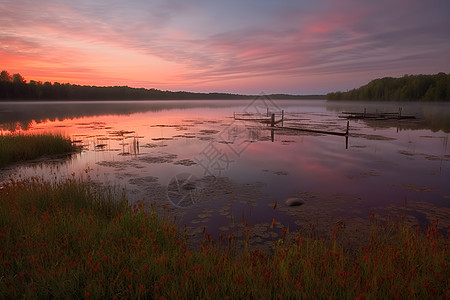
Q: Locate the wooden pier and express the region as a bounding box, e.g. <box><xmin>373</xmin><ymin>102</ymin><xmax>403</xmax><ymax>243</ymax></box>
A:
<box><xmin>340</xmin><ymin>107</ymin><xmax>415</xmax><ymax>120</ymax></box>
<box><xmin>233</xmin><ymin>110</ymin><xmax>349</xmax><ymax>136</ymax></box>
<box><xmin>281</xmin><ymin>122</ymin><xmax>349</xmax><ymax>136</ymax></box>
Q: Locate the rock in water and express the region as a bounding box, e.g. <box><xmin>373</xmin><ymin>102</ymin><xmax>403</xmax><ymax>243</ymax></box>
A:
<box><xmin>285</xmin><ymin>197</ymin><xmax>304</xmax><ymax>207</ymax></box>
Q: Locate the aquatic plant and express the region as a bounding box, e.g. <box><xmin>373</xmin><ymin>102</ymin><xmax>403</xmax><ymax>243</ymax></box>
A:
<box><xmin>0</xmin><ymin>133</ymin><xmax>75</xmax><ymax>167</ymax></box>
<box><xmin>0</xmin><ymin>178</ymin><xmax>448</xmax><ymax>298</ymax></box>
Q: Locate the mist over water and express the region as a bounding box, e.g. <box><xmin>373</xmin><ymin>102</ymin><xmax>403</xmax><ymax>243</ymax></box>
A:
<box><xmin>1</xmin><ymin>99</ymin><xmax>449</xmax><ymax>247</ymax></box>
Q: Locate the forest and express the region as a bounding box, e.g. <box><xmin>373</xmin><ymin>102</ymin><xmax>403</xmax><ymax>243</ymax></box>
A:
<box><xmin>0</xmin><ymin>70</ymin><xmax>321</xmax><ymax>101</ymax></box>
<box><xmin>0</xmin><ymin>70</ymin><xmax>252</xmax><ymax>101</ymax></box>
<box><xmin>326</xmin><ymin>73</ymin><xmax>450</xmax><ymax>101</ymax></box>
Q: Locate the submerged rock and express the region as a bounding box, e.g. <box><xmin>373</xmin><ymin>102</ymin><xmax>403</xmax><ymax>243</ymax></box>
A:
<box><xmin>285</xmin><ymin>197</ymin><xmax>304</xmax><ymax>207</ymax></box>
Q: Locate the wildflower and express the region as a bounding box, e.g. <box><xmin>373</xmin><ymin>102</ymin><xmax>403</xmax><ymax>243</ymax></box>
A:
<box><xmin>93</xmin><ymin>263</ymin><xmax>101</xmax><ymax>273</ymax></box>
<box><xmin>142</xmin><ymin>264</ymin><xmax>148</xmax><ymax>272</ymax></box>
<box><xmin>355</xmin><ymin>293</ymin><xmax>365</xmax><ymax>300</ymax></box>
<box><xmin>17</xmin><ymin>272</ymin><xmax>25</xmax><ymax>281</ymax></box>
<box><xmin>282</xmin><ymin>228</ymin><xmax>287</xmax><ymax>239</ymax></box>
<box><xmin>235</xmin><ymin>275</ymin><xmax>244</xmax><ymax>285</ymax></box>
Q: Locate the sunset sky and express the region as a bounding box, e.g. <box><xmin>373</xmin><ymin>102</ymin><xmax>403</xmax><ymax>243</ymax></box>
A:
<box><xmin>1</xmin><ymin>0</ymin><xmax>449</xmax><ymax>94</ymax></box>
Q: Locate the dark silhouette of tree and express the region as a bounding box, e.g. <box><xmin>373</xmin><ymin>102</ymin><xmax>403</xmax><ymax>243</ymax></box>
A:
<box><xmin>327</xmin><ymin>73</ymin><xmax>450</xmax><ymax>101</ymax></box>
<box><xmin>0</xmin><ymin>70</ymin><xmax>14</xmax><ymax>99</ymax></box>
<box><xmin>0</xmin><ymin>70</ymin><xmax>13</xmax><ymax>82</ymax></box>
<box><xmin>0</xmin><ymin>70</ymin><xmax>256</xmax><ymax>101</ymax></box>
<box><xmin>0</xmin><ymin>69</ymin><xmax>326</xmax><ymax>101</ymax></box>
<box><xmin>12</xmin><ymin>73</ymin><xmax>26</xmax><ymax>83</ymax></box>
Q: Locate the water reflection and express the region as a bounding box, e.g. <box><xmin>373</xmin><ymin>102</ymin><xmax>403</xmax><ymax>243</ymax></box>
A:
<box><xmin>1</xmin><ymin>99</ymin><xmax>449</xmax><ymax>246</ymax></box>
<box><xmin>2</xmin><ymin>100</ymin><xmax>450</xmax><ymax>132</ymax></box>
<box><xmin>325</xmin><ymin>100</ymin><xmax>450</xmax><ymax>133</ymax></box>
<box><xmin>0</xmin><ymin>100</ymin><xmax>244</xmax><ymax>132</ymax></box>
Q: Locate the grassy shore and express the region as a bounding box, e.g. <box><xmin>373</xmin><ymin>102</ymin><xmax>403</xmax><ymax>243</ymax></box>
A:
<box><xmin>0</xmin><ymin>178</ymin><xmax>448</xmax><ymax>299</ymax></box>
<box><xmin>0</xmin><ymin>133</ymin><xmax>75</xmax><ymax>168</ymax></box>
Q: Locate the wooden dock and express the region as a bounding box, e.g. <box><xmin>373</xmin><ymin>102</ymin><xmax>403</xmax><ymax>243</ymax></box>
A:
<box><xmin>234</xmin><ymin>110</ymin><xmax>349</xmax><ymax>136</ymax></box>
<box><xmin>280</xmin><ymin>122</ymin><xmax>349</xmax><ymax>136</ymax></box>
<box><xmin>340</xmin><ymin>107</ymin><xmax>415</xmax><ymax>120</ymax></box>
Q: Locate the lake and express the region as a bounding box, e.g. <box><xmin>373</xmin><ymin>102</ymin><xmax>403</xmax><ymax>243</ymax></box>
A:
<box><xmin>1</xmin><ymin>98</ymin><xmax>449</xmax><ymax>249</ymax></box>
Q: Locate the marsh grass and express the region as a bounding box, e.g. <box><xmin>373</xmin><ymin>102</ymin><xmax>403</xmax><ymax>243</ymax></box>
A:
<box><xmin>0</xmin><ymin>178</ymin><xmax>448</xmax><ymax>299</ymax></box>
<box><xmin>0</xmin><ymin>133</ymin><xmax>75</xmax><ymax>168</ymax></box>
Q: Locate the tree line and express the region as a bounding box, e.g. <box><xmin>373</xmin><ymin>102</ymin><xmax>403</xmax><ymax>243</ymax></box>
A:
<box><xmin>327</xmin><ymin>73</ymin><xmax>450</xmax><ymax>101</ymax></box>
<box><xmin>0</xmin><ymin>70</ymin><xmax>252</xmax><ymax>101</ymax></box>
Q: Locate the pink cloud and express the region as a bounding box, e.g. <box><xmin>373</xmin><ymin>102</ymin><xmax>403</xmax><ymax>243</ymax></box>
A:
<box><xmin>1</xmin><ymin>0</ymin><xmax>449</xmax><ymax>93</ymax></box>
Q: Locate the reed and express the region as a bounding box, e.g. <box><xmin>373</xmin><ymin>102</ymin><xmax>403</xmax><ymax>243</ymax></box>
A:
<box><xmin>0</xmin><ymin>133</ymin><xmax>75</xmax><ymax>168</ymax></box>
<box><xmin>0</xmin><ymin>178</ymin><xmax>448</xmax><ymax>299</ymax></box>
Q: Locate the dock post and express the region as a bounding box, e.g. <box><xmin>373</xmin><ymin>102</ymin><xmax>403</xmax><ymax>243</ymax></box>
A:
<box><xmin>398</xmin><ymin>107</ymin><xmax>402</xmax><ymax>118</ymax></box>
<box><xmin>271</xmin><ymin>114</ymin><xmax>275</xmax><ymax>127</ymax></box>
<box><xmin>267</xmin><ymin>107</ymin><xmax>269</xmax><ymax>117</ymax></box>
<box><xmin>364</xmin><ymin>108</ymin><xmax>366</xmax><ymax>118</ymax></box>
<box><xmin>346</xmin><ymin>121</ymin><xmax>349</xmax><ymax>135</ymax></box>
<box><xmin>281</xmin><ymin>110</ymin><xmax>284</xmax><ymax>126</ymax></box>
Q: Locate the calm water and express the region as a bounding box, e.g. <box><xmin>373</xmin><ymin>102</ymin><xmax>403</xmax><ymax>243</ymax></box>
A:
<box><xmin>1</xmin><ymin>99</ymin><xmax>449</xmax><ymax>247</ymax></box>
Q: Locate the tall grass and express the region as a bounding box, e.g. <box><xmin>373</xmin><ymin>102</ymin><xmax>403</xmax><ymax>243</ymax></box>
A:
<box><xmin>0</xmin><ymin>133</ymin><xmax>75</xmax><ymax>168</ymax></box>
<box><xmin>0</xmin><ymin>178</ymin><xmax>448</xmax><ymax>299</ymax></box>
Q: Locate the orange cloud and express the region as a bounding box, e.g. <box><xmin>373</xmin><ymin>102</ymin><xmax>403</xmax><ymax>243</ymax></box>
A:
<box><xmin>1</xmin><ymin>0</ymin><xmax>449</xmax><ymax>94</ymax></box>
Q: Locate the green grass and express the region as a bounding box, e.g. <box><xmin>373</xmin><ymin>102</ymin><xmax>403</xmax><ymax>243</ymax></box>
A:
<box><xmin>0</xmin><ymin>133</ymin><xmax>75</xmax><ymax>168</ymax></box>
<box><xmin>0</xmin><ymin>178</ymin><xmax>448</xmax><ymax>299</ymax></box>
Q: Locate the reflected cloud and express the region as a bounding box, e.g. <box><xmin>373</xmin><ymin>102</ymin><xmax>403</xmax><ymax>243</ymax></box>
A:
<box><xmin>1</xmin><ymin>99</ymin><xmax>449</xmax><ymax>238</ymax></box>
<box><xmin>0</xmin><ymin>100</ymin><xmax>239</xmax><ymax>131</ymax></box>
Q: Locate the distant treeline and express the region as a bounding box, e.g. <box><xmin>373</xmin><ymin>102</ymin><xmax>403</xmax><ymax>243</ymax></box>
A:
<box><xmin>269</xmin><ymin>94</ymin><xmax>325</xmax><ymax>100</ymax></box>
<box><xmin>0</xmin><ymin>70</ymin><xmax>323</xmax><ymax>101</ymax></box>
<box><xmin>0</xmin><ymin>70</ymin><xmax>249</xmax><ymax>100</ymax></box>
<box><xmin>327</xmin><ymin>73</ymin><xmax>450</xmax><ymax>101</ymax></box>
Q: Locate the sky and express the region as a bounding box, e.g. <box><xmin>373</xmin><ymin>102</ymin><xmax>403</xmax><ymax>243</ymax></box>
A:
<box><xmin>1</xmin><ymin>0</ymin><xmax>450</xmax><ymax>94</ymax></box>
